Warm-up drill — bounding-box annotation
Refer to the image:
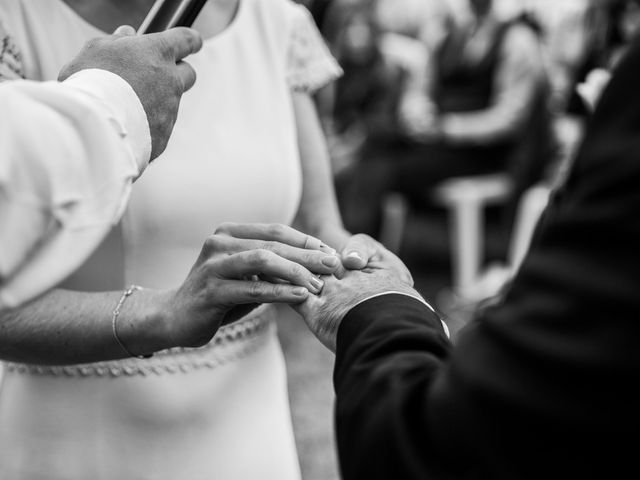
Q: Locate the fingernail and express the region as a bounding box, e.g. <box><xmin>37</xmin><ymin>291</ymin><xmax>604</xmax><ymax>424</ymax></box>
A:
<box><xmin>293</xmin><ymin>287</ymin><xmax>309</xmax><ymax>297</ymax></box>
<box><xmin>320</xmin><ymin>243</ymin><xmax>337</xmax><ymax>255</ymax></box>
<box><xmin>346</xmin><ymin>251</ymin><xmax>363</xmax><ymax>261</ymax></box>
<box><xmin>309</xmin><ymin>276</ymin><xmax>324</xmax><ymax>293</ymax></box>
<box><xmin>321</xmin><ymin>255</ymin><xmax>340</xmax><ymax>268</ymax></box>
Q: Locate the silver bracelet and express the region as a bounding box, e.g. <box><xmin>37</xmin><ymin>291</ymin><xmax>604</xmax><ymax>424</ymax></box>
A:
<box><xmin>111</xmin><ymin>285</ymin><xmax>153</xmax><ymax>359</ymax></box>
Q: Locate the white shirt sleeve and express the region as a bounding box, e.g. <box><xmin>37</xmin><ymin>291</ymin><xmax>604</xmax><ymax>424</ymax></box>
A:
<box><xmin>0</xmin><ymin>68</ymin><xmax>151</xmax><ymax>310</ymax></box>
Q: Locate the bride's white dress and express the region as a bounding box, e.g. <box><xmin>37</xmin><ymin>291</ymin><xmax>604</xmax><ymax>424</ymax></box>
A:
<box><xmin>0</xmin><ymin>0</ymin><xmax>341</xmax><ymax>478</ymax></box>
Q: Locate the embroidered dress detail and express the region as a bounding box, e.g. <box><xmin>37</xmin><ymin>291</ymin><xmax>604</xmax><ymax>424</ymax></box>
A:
<box><xmin>286</xmin><ymin>6</ymin><xmax>342</xmax><ymax>93</ymax></box>
<box><xmin>0</xmin><ymin>20</ymin><xmax>23</xmax><ymax>79</ymax></box>
<box><xmin>6</xmin><ymin>305</ymin><xmax>274</xmax><ymax>377</ymax></box>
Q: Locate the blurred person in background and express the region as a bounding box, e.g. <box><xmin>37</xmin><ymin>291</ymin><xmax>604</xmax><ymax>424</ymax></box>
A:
<box><xmin>577</xmin><ymin>0</ymin><xmax>640</xmax><ymax>111</ymax></box>
<box><xmin>340</xmin><ymin>0</ymin><xmax>555</xmax><ymax>248</ymax></box>
<box><xmin>294</xmin><ymin>0</ymin><xmax>335</xmax><ymax>30</ymax></box>
<box><xmin>295</xmin><ymin>29</ymin><xmax>640</xmax><ymax>480</ymax></box>
<box><xmin>317</xmin><ymin>0</ymin><xmax>428</xmax><ymax>216</ymax></box>
<box><xmin>0</xmin><ymin>0</ymin><xmax>405</xmax><ymax>479</ymax></box>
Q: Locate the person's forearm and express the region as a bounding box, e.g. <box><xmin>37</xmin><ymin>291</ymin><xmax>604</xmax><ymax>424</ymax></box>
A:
<box><xmin>439</xmin><ymin>25</ymin><xmax>542</xmax><ymax>146</ymax></box>
<box><xmin>439</xmin><ymin>78</ymin><xmax>538</xmax><ymax>145</ymax></box>
<box><xmin>0</xmin><ymin>73</ymin><xmax>150</xmax><ymax>310</ymax></box>
<box><xmin>334</xmin><ymin>294</ymin><xmax>450</xmax><ymax>479</ymax></box>
<box><xmin>292</xmin><ymin>91</ymin><xmax>352</xmax><ymax>251</ymax></box>
<box><xmin>0</xmin><ymin>288</ymin><xmax>171</xmax><ymax>365</ymax></box>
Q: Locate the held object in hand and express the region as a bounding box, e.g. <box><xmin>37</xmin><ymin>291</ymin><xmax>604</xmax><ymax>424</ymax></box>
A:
<box><xmin>138</xmin><ymin>0</ymin><xmax>209</xmax><ymax>34</ymax></box>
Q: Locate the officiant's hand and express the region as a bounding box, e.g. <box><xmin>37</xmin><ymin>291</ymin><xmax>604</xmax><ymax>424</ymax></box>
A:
<box><xmin>58</xmin><ymin>25</ymin><xmax>203</xmax><ymax>160</ymax></box>
<box><xmin>157</xmin><ymin>223</ymin><xmax>342</xmax><ymax>348</ymax></box>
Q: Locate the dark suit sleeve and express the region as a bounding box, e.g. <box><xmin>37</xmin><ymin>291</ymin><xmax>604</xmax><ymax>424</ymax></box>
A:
<box><xmin>334</xmin><ymin>37</ymin><xmax>640</xmax><ymax>480</ymax></box>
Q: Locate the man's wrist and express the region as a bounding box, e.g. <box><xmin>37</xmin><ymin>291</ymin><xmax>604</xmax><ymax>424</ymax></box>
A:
<box><xmin>351</xmin><ymin>291</ymin><xmax>450</xmax><ymax>338</ymax></box>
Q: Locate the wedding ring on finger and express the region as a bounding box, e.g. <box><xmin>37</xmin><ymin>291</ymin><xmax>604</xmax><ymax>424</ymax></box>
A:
<box><xmin>302</xmin><ymin>235</ymin><xmax>335</xmax><ymax>255</ymax></box>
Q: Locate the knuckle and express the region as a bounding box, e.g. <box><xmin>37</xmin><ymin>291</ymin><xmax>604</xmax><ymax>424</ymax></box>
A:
<box><xmin>267</xmin><ymin>223</ymin><xmax>285</xmax><ymax>237</ymax></box>
<box><xmin>203</xmin><ymin>234</ymin><xmax>223</xmax><ymax>254</ymax></box>
<box><xmin>214</xmin><ymin>222</ymin><xmax>235</xmax><ymax>235</ymax></box>
<box><xmin>156</xmin><ymin>36</ymin><xmax>173</xmax><ymax>59</ymax></box>
<box><xmin>249</xmin><ymin>281</ymin><xmax>264</xmax><ymax>298</ymax></box>
<box><xmin>259</xmin><ymin>241</ymin><xmax>275</xmax><ymax>253</ymax></box>
<box><xmin>288</xmin><ymin>263</ymin><xmax>305</xmax><ymax>279</ymax></box>
<box><xmin>272</xmin><ymin>284</ymin><xmax>287</xmax><ymax>297</ymax></box>
<box><xmin>249</xmin><ymin>249</ymin><xmax>270</xmax><ymax>267</ymax></box>
<box><xmin>301</xmin><ymin>251</ymin><xmax>316</xmax><ymax>266</ymax></box>
<box><xmin>202</xmin><ymin>258</ymin><xmax>220</xmax><ymax>276</ymax></box>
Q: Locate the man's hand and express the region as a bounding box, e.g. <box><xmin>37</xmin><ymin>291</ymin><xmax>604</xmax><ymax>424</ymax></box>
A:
<box><xmin>295</xmin><ymin>255</ymin><xmax>421</xmax><ymax>352</ymax></box>
<box><xmin>338</xmin><ymin>234</ymin><xmax>413</xmax><ymax>285</ymax></box>
<box><xmin>58</xmin><ymin>25</ymin><xmax>203</xmax><ymax>159</ymax></box>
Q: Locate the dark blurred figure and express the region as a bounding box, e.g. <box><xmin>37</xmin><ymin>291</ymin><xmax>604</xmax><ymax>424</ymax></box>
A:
<box><xmin>318</xmin><ymin>0</ymin><xmax>427</xmax><ymax>216</ymax></box>
<box><xmin>339</xmin><ymin>0</ymin><xmax>555</xmax><ymax>250</ymax></box>
<box><xmin>565</xmin><ymin>0</ymin><xmax>640</xmax><ymax>117</ymax></box>
<box><xmin>294</xmin><ymin>0</ymin><xmax>334</xmax><ymax>31</ymax></box>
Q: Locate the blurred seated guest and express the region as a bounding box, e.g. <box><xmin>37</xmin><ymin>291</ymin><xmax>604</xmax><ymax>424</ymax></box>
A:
<box><xmin>295</xmin><ymin>35</ymin><xmax>640</xmax><ymax>480</ymax></box>
<box><xmin>577</xmin><ymin>0</ymin><xmax>640</xmax><ymax>112</ymax></box>
<box><xmin>341</xmin><ymin>0</ymin><xmax>554</xmax><ymax>243</ymax></box>
<box><xmin>317</xmin><ymin>0</ymin><xmax>427</xmax><ymax>200</ymax></box>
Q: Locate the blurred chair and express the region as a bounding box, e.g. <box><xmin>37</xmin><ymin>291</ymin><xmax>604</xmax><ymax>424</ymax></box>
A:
<box><xmin>431</xmin><ymin>173</ymin><xmax>514</xmax><ymax>297</ymax></box>
<box><xmin>379</xmin><ymin>192</ymin><xmax>409</xmax><ymax>254</ymax></box>
<box><xmin>380</xmin><ymin>175</ymin><xmax>552</xmax><ymax>301</ymax></box>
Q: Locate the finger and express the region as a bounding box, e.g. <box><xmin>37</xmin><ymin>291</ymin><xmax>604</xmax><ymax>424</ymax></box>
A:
<box><xmin>207</xmin><ymin>234</ymin><xmax>341</xmax><ymax>275</ymax></box>
<box><xmin>255</xmin><ymin>243</ymin><xmax>340</xmax><ymax>276</ymax></box>
<box><xmin>216</xmin><ymin>250</ymin><xmax>326</xmax><ymax>294</ymax></box>
<box><xmin>113</xmin><ymin>25</ymin><xmax>136</xmax><ymax>36</ymax></box>
<box><xmin>176</xmin><ymin>60</ymin><xmax>197</xmax><ymax>92</ymax></box>
<box><xmin>217</xmin><ymin>279</ymin><xmax>310</xmax><ymax>305</ymax></box>
<box><xmin>257</xmin><ymin>274</ymin><xmax>290</xmax><ymax>285</ymax></box>
<box><xmin>290</xmin><ymin>291</ymin><xmax>319</xmax><ymax>318</ymax></box>
<box><xmin>216</xmin><ymin>223</ymin><xmax>335</xmax><ymax>253</ymax></box>
<box><xmin>340</xmin><ymin>234</ymin><xmax>379</xmax><ymax>270</ymax></box>
<box><xmin>153</xmin><ymin>27</ymin><xmax>203</xmax><ymax>61</ymax></box>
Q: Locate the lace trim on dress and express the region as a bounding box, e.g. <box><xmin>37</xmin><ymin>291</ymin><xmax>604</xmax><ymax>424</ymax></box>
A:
<box><xmin>5</xmin><ymin>305</ymin><xmax>275</xmax><ymax>377</ymax></box>
<box><xmin>0</xmin><ymin>19</ymin><xmax>24</xmax><ymax>80</ymax></box>
<box><xmin>286</xmin><ymin>6</ymin><xmax>342</xmax><ymax>93</ymax></box>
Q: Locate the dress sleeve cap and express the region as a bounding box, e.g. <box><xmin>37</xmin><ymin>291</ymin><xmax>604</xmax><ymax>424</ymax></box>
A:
<box><xmin>286</xmin><ymin>4</ymin><xmax>342</xmax><ymax>93</ymax></box>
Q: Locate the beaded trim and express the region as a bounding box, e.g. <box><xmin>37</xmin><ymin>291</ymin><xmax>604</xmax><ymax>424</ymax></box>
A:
<box><xmin>4</xmin><ymin>305</ymin><xmax>274</xmax><ymax>378</ymax></box>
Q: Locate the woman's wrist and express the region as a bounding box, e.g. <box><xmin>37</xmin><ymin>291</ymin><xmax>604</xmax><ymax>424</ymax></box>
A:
<box><xmin>113</xmin><ymin>288</ymin><xmax>176</xmax><ymax>358</ymax></box>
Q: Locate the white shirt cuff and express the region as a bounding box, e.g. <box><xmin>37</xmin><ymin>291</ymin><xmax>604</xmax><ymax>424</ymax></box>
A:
<box><xmin>62</xmin><ymin>69</ymin><xmax>152</xmax><ymax>177</ymax></box>
<box><xmin>353</xmin><ymin>291</ymin><xmax>450</xmax><ymax>338</ymax></box>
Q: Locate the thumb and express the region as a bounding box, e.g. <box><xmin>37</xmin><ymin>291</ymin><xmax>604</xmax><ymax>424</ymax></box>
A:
<box><xmin>113</xmin><ymin>25</ymin><xmax>137</xmax><ymax>36</ymax></box>
<box><xmin>340</xmin><ymin>234</ymin><xmax>378</xmax><ymax>270</ymax></box>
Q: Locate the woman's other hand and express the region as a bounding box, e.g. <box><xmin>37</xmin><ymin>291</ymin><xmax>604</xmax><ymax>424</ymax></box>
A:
<box><xmin>157</xmin><ymin>223</ymin><xmax>342</xmax><ymax>348</ymax></box>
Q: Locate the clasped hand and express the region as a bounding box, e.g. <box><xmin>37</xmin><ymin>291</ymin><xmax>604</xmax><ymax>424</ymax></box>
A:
<box><xmin>295</xmin><ymin>234</ymin><xmax>420</xmax><ymax>352</ymax></box>
<box><xmin>156</xmin><ymin>223</ymin><xmax>415</xmax><ymax>352</ymax></box>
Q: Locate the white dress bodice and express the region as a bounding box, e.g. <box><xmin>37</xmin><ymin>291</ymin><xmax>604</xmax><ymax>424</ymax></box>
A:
<box><xmin>0</xmin><ymin>0</ymin><xmax>341</xmax><ymax>478</ymax></box>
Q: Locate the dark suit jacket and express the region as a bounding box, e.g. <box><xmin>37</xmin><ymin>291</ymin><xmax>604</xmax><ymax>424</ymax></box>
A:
<box><xmin>333</xmin><ymin>35</ymin><xmax>640</xmax><ymax>480</ymax></box>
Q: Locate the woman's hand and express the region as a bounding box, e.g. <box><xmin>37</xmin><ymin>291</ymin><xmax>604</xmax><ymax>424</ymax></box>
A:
<box><xmin>155</xmin><ymin>223</ymin><xmax>343</xmax><ymax>348</ymax></box>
